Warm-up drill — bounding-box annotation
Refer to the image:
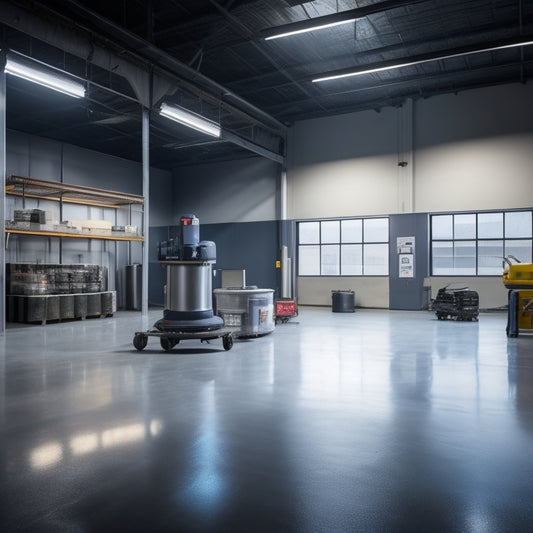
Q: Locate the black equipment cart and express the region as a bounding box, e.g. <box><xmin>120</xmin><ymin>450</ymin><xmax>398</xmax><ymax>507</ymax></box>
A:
<box><xmin>432</xmin><ymin>286</ymin><xmax>479</xmax><ymax>321</ymax></box>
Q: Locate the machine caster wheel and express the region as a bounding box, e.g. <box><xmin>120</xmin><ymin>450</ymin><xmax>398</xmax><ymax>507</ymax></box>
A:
<box><xmin>133</xmin><ymin>333</ymin><xmax>148</xmax><ymax>351</ymax></box>
<box><xmin>160</xmin><ymin>337</ymin><xmax>177</xmax><ymax>351</ymax></box>
<box><xmin>223</xmin><ymin>334</ymin><xmax>233</xmax><ymax>351</ymax></box>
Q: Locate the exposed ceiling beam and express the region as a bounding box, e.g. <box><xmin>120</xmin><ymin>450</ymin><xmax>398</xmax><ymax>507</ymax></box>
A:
<box><xmin>208</xmin><ymin>0</ymin><xmax>329</xmax><ymax>114</ymax></box>
<box><xmin>36</xmin><ymin>0</ymin><xmax>285</xmax><ymax>133</ymax></box>
<box><xmin>221</xmin><ymin>130</ymin><xmax>284</xmax><ymax>163</ymax></box>
<box><xmin>0</xmin><ymin>0</ymin><xmax>286</xmax><ymax>163</ymax></box>
<box><xmin>263</xmin><ymin>60</ymin><xmax>533</xmax><ymax>121</ymax></box>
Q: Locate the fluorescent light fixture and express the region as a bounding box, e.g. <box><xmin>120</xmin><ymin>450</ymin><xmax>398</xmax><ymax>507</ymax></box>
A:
<box><xmin>264</xmin><ymin>18</ymin><xmax>355</xmax><ymax>40</ymax></box>
<box><xmin>159</xmin><ymin>102</ymin><xmax>221</xmax><ymax>138</ymax></box>
<box><xmin>262</xmin><ymin>0</ymin><xmax>428</xmax><ymax>41</ymax></box>
<box><xmin>4</xmin><ymin>57</ymin><xmax>86</xmax><ymax>98</ymax></box>
<box><xmin>313</xmin><ymin>39</ymin><xmax>533</xmax><ymax>83</ymax></box>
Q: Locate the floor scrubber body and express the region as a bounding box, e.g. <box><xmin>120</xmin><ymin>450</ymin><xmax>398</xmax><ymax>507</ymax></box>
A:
<box><xmin>133</xmin><ymin>215</ymin><xmax>233</xmax><ymax>351</ymax></box>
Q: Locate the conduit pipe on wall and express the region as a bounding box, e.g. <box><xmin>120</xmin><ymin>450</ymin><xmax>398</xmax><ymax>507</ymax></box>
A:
<box><xmin>397</xmin><ymin>99</ymin><xmax>414</xmax><ymax>213</ymax></box>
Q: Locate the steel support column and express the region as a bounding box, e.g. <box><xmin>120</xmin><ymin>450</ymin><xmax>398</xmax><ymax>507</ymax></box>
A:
<box><xmin>0</xmin><ymin>58</ymin><xmax>6</xmax><ymax>334</ymax></box>
<box><xmin>142</xmin><ymin>108</ymin><xmax>149</xmax><ymax>318</ymax></box>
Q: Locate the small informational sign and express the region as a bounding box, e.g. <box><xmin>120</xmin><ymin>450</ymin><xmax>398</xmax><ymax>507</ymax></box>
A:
<box><xmin>399</xmin><ymin>254</ymin><xmax>414</xmax><ymax>278</ymax></box>
<box><xmin>397</xmin><ymin>237</ymin><xmax>415</xmax><ymax>278</ymax></box>
<box><xmin>275</xmin><ymin>260</ymin><xmax>281</xmax><ymax>269</ymax></box>
<box><xmin>397</xmin><ymin>236</ymin><xmax>415</xmax><ymax>254</ymax></box>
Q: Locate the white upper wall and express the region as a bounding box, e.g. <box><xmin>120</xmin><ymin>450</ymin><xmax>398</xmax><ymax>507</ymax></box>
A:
<box><xmin>414</xmin><ymin>83</ymin><xmax>533</xmax><ymax>212</ymax></box>
<box><xmin>172</xmin><ymin>157</ymin><xmax>280</xmax><ymax>224</ymax></box>
<box><xmin>287</xmin><ymin>107</ymin><xmax>400</xmax><ymax>219</ymax></box>
<box><xmin>287</xmin><ymin>82</ymin><xmax>533</xmax><ymax>219</ymax></box>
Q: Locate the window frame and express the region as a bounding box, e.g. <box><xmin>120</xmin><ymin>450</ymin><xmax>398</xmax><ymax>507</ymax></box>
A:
<box><xmin>298</xmin><ymin>217</ymin><xmax>390</xmax><ymax>277</ymax></box>
<box><xmin>430</xmin><ymin>209</ymin><xmax>533</xmax><ymax>276</ymax></box>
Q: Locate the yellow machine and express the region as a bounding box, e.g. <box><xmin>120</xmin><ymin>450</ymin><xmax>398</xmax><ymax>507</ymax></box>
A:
<box><xmin>502</xmin><ymin>257</ymin><xmax>533</xmax><ymax>290</ymax></box>
<box><xmin>503</xmin><ymin>257</ymin><xmax>533</xmax><ymax>336</ymax></box>
<box><xmin>513</xmin><ymin>291</ymin><xmax>533</xmax><ymax>330</ymax></box>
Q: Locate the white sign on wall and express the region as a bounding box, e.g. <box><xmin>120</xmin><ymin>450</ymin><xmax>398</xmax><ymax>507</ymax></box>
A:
<box><xmin>397</xmin><ymin>237</ymin><xmax>415</xmax><ymax>278</ymax></box>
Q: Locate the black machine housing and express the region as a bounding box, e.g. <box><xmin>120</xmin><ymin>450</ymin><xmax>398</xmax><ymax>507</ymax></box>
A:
<box><xmin>433</xmin><ymin>286</ymin><xmax>479</xmax><ymax>321</ymax></box>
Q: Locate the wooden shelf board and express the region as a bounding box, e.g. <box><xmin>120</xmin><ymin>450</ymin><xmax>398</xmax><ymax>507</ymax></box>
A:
<box><xmin>6</xmin><ymin>191</ymin><xmax>123</xmax><ymax>209</ymax></box>
<box><xmin>6</xmin><ymin>229</ymin><xmax>144</xmax><ymax>242</ymax></box>
<box><xmin>6</xmin><ymin>175</ymin><xmax>144</xmax><ymax>206</ymax></box>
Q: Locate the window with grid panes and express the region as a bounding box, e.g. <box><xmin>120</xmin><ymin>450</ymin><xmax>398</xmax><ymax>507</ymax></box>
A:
<box><xmin>431</xmin><ymin>211</ymin><xmax>532</xmax><ymax>275</ymax></box>
<box><xmin>298</xmin><ymin>218</ymin><xmax>389</xmax><ymax>276</ymax></box>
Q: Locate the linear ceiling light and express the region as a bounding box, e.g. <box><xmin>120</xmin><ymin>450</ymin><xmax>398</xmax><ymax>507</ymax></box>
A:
<box><xmin>262</xmin><ymin>0</ymin><xmax>428</xmax><ymax>40</ymax></box>
<box><xmin>312</xmin><ymin>39</ymin><xmax>533</xmax><ymax>83</ymax></box>
<box><xmin>159</xmin><ymin>102</ymin><xmax>221</xmax><ymax>138</ymax></box>
<box><xmin>264</xmin><ymin>18</ymin><xmax>355</xmax><ymax>40</ymax></box>
<box><xmin>4</xmin><ymin>57</ymin><xmax>86</xmax><ymax>98</ymax></box>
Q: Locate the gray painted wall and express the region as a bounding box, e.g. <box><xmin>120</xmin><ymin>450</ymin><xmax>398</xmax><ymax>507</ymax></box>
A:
<box><xmin>389</xmin><ymin>213</ymin><xmax>429</xmax><ymax>310</ymax></box>
<box><xmin>172</xmin><ymin>157</ymin><xmax>281</xmax><ymax>224</ymax></box>
<box><xmin>6</xmin><ymin>83</ymin><xmax>533</xmax><ymax>312</ymax></box>
<box><xmin>6</xmin><ymin>130</ymin><xmax>173</xmax><ymax>308</ymax></box>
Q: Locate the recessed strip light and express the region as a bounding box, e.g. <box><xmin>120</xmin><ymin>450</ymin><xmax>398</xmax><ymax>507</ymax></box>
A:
<box><xmin>264</xmin><ymin>19</ymin><xmax>355</xmax><ymax>40</ymax></box>
<box><xmin>313</xmin><ymin>39</ymin><xmax>533</xmax><ymax>83</ymax></box>
<box><xmin>159</xmin><ymin>102</ymin><xmax>221</xmax><ymax>138</ymax></box>
<box><xmin>4</xmin><ymin>57</ymin><xmax>86</xmax><ymax>98</ymax></box>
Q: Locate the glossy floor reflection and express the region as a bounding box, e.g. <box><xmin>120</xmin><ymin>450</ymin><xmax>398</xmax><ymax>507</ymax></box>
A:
<box><xmin>1</xmin><ymin>308</ymin><xmax>533</xmax><ymax>532</ymax></box>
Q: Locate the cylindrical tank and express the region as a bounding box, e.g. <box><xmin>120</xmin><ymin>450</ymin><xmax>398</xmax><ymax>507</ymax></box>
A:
<box><xmin>166</xmin><ymin>262</ymin><xmax>213</xmax><ymax>313</ymax></box>
<box><xmin>125</xmin><ymin>263</ymin><xmax>142</xmax><ymax>310</ymax></box>
<box><xmin>213</xmin><ymin>287</ymin><xmax>275</xmax><ymax>337</ymax></box>
<box><xmin>157</xmin><ymin>214</ymin><xmax>223</xmax><ymax>327</ymax></box>
<box><xmin>332</xmin><ymin>290</ymin><xmax>355</xmax><ymax>313</ymax></box>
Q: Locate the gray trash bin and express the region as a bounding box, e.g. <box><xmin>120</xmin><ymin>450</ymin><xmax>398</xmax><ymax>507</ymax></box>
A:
<box><xmin>332</xmin><ymin>290</ymin><xmax>355</xmax><ymax>313</ymax></box>
<box><xmin>125</xmin><ymin>264</ymin><xmax>142</xmax><ymax>310</ymax></box>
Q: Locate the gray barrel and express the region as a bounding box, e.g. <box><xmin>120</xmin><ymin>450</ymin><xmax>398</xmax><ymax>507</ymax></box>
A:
<box><xmin>332</xmin><ymin>290</ymin><xmax>355</xmax><ymax>313</ymax></box>
<box><xmin>125</xmin><ymin>264</ymin><xmax>142</xmax><ymax>310</ymax></box>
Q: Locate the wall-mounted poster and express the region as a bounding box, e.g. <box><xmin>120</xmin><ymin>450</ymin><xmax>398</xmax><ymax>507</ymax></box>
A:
<box><xmin>397</xmin><ymin>236</ymin><xmax>415</xmax><ymax>254</ymax></box>
<box><xmin>399</xmin><ymin>254</ymin><xmax>414</xmax><ymax>278</ymax></box>
<box><xmin>398</xmin><ymin>254</ymin><xmax>414</xmax><ymax>278</ymax></box>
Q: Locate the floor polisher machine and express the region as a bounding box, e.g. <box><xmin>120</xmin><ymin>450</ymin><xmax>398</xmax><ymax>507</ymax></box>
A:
<box><xmin>133</xmin><ymin>214</ymin><xmax>233</xmax><ymax>351</ymax></box>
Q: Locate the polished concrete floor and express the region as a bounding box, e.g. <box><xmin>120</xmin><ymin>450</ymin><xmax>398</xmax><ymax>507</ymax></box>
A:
<box><xmin>1</xmin><ymin>307</ymin><xmax>532</xmax><ymax>532</ymax></box>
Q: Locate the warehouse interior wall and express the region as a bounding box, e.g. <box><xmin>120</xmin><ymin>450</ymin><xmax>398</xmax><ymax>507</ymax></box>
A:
<box><xmin>5</xmin><ymin>83</ymin><xmax>533</xmax><ymax>313</ymax></box>
<box><xmin>287</xmin><ymin>82</ymin><xmax>533</xmax><ymax>308</ymax></box>
<box><xmin>297</xmin><ymin>277</ymin><xmax>389</xmax><ymax>308</ymax></box>
<box><xmin>171</xmin><ymin>157</ymin><xmax>280</xmax><ymax>224</ymax></box>
<box><xmin>414</xmin><ymin>83</ymin><xmax>533</xmax><ymax>213</ymax></box>
<box><xmin>144</xmin><ymin>156</ymin><xmax>284</xmax><ymax>306</ymax></box>
<box><xmin>388</xmin><ymin>213</ymin><xmax>429</xmax><ymax>311</ymax></box>
<box><xmin>148</xmin><ymin>220</ymin><xmax>281</xmax><ymax>307</ymax></box>
<box><xmin>287</xmin><ymin>106</ymin><xmax>402</xmax><ymax>220</ymax></box>
<box><xmin>5</xmin><ymin>129</ymin><xmax>174</xmax><ymax>308</ymax></box>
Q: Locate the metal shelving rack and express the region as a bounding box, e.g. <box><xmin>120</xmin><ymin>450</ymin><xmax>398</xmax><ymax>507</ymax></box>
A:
<box><xmin>4</xmin><ymin>175</ymin><xmax>146</xmax><ymax>324</ymax></box>
<box><xmin>5</xmin><ymin>175</ymin><xmax>144</xmax><ymax>241</ymax></box>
